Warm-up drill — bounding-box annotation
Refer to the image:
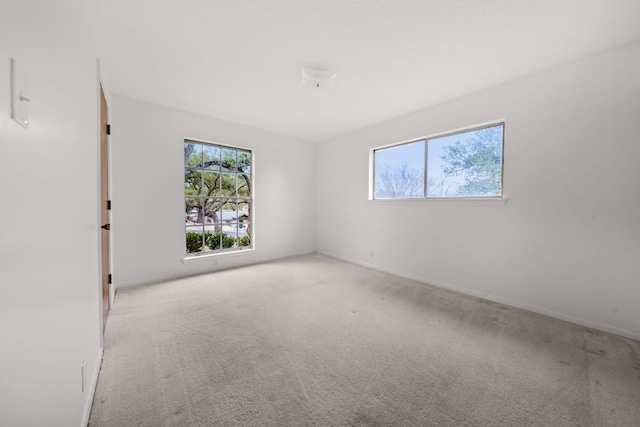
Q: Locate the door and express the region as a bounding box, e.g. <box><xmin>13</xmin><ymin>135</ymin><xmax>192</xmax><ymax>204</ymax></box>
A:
<box><xmin>100</xmin><ymin>85</ymin><xmax>111</xmax><ymax>332</ymax></box>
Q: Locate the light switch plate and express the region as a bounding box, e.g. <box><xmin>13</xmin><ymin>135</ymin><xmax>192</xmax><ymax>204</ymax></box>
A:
<box><xmin>10</xmin><ymin>58</ymin><xmax>29</xmax><ymax>128</ymax></box>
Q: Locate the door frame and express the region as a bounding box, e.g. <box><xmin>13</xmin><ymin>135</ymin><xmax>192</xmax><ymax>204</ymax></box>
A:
<box><xmin>99</xmin><ymin>82</ymin><xmax>111</xmax><ymax>334</ymax></box>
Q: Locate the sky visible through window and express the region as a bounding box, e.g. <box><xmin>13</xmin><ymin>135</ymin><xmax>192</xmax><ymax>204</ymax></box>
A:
<box><xmin>374</xmin><ymin>124</ymin><xmax>503</xmax><ymax>198</ymax></box>
<box><xmin>375</xmin><ymin>140</ymin><xmax>425</xmax><ymax>198</ymax></box>
<box><xmin>376</xmin><ymin>141</ymin><xmax>424</xmax><ymax>172</ymax></box>
<box><xmin>427</xmin><ymin>133</ymin><xmax>468</xmax><ymax>197</ymax></box>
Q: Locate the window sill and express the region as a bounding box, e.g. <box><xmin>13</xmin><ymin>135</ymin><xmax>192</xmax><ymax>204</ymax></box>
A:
<box><xmin>182</xmin><ymin>247</ymin><xmax>256</xmax><ymax>264</ymax></box>
<box><xmin>368</xmin><ymin>196</ymin><xmax>507</xmax><ymax>206</ymax></box>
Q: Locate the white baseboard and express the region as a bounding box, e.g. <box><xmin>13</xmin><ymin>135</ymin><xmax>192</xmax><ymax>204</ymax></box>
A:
<box><xmin>81</xmin><ymin>347</ymin><xmax>103</xmax><ymax>427</ymax></box>
<box><xmin>317</xmin><ymin>251</ymin><xmax>640</xmax><ymax>342</ymax></box>
<box><xmin>114</xmin><ymin>250</ymin><xmax>316</xmax><ymax>289</ymax></box>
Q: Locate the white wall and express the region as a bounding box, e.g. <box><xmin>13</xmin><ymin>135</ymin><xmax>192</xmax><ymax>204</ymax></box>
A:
<box><xmin>0</xmin><ymin>1</ymin><xmax>103</xmax><ymax>426</ymax></box>
<box><xmin>111</xmin><ymin>97</ymin><xmax>316</xmax><ymax>287</ymax></box>
<box><xmin>316</xmin><ymin>41</ymin><xmax>640</xmax><ymax>340</ymax></box>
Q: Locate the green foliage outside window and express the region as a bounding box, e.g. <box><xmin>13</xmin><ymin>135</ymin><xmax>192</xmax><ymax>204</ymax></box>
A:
<box><xmin>374</xmin><ymin>123</ymin><xmax>504</xmax><ymax>199</ymax></box>
<box><xmin>185</xmin><ymin>232</ymin><xmax>203</xmax><ymax>253</ymax></box>
<box><xmin>184</xmin><ymin>139</ymin><xmax>252</xmax><ymax>256</ymax></box>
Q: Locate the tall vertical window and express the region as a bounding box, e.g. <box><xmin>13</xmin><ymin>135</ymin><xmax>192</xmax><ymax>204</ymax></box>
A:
<box><xmin>373</xmin><ymin>123</ymin><xmax>504</xmax><ymax>199</ymax></box>
<box><xmin>184</xmin><ymin>139</ymin><xmax>252</xmax><ymax>256</ymax></box>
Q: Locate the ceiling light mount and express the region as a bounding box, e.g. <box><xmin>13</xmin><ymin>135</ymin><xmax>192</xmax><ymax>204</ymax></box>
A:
<box><xmin>301</xmin><ymin>66</ymin><xmax>337</xmax><ymax>90</ymax></box>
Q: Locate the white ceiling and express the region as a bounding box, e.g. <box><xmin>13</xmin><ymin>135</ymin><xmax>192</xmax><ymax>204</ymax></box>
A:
<box><xmin>95</xmin><ymin>0</ymin><xmax>640</xmax><ymax>142</ymax></box>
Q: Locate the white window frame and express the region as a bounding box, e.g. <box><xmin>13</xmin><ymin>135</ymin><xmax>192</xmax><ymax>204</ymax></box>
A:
<box><xmin>370</xmin><ymin>120</ymin><xmax>505</xmax><ymax>202</ymax></box>
<box><xmin>183</xmin><ymin>138</ymin><xmax>254</xmax><ymax>258</ymax></box>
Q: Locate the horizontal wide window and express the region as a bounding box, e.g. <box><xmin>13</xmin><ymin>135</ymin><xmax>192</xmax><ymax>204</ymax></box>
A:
<box><xmin>373</xmin><ymin>123</ymin><xmax>504</xmax><ymax>199</ymax></box>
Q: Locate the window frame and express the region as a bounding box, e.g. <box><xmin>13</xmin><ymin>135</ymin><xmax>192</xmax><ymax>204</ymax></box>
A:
<box><xmin>183</xmin><ymin>138</ymin><xmax>254</xmax><ymax>258</ymax></box>
<box><xmin>370</xmin><ymin>120</ymin><xmax>505</xmax><ymax>201</ymax></box>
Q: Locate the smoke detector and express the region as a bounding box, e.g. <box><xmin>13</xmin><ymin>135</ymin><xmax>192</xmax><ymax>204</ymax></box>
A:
<box><xmin>301</xmin><ymin>66</ymin><xmax>337</xmax><ymax>89</ymax></box>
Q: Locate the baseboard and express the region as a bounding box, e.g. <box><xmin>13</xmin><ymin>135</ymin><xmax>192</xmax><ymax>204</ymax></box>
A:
<box><xmin>81</xmin><ymin>347</ymin><xmax>103</xmax><ymax>427</ymax></box>
<box><xmin>114</xmin><ymin>250</ymin><xmax>316</xmax><ymax>289</ymax></box>
<box><xmin>115</xmin><ymin>258</ymin><xmax>272</xmax><ymax>289</ymax></box>
<box><xmin>317</xmin><ymin>251</ymin><xmax>640</xmax><ymax>342</ymax></box>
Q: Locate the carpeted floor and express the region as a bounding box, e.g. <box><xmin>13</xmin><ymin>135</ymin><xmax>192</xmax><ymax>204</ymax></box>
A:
<box><xmin>89</xmin><ymin>253</ymin><xmax>640</xmax><ymax>426</ymax></box>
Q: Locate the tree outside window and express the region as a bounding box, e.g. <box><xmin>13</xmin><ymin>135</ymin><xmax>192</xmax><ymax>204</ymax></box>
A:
<box><xmin>184</xmin><ymin>140</ymin><xmax>252</xmax><ymax>255</ymax></box>
<box><xmin>373</xmin><ymin>123</ymin><xmax>503</xmax><ymax>199</ymax></box>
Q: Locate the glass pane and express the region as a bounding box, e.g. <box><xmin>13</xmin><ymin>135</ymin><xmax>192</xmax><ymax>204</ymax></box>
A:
<box><xmin>374</xmin><ymin>140</ymin><xmax>425</xmax><ymax>199</ymax></box>
<box><xmin>203</xmin><ymin>145</ymin><xmax>221</xmax><ymax>170</ymax></box>
<box><xmin>221</xmin><ymin>148</ymin><xmax>236</xmax><ymax>172</ymax></box>
<box><xmin>204</xmin><ymin>229</ymin><xmax>221</xmax><ymax>251</ymax></box>
<box><xmin>237</xmin><ymin>173</ymin><xmax>251</xmax><ymax>197</ymax></box>
<box><xmin>221</xmin><ymin>223</ymin><xmax>238</xmax><ymax>248</ymax></box>
<box><xmin>237</xmin><ymin>199</ymin><xmax>250</xmax><ymax>244</ymax></box>
<box><xmin>220</xmin><ymin>199</ymin><xmax>237</xmax><ymax>223</ymax></box>
<box><xmin>221</xmin><ymin>173</ymin><xmax>237</xmax><ymax>197</ymax></box>
<box><xmin>238</xmin><ymin>210</ymin><xmax>250</xmax><ymax>246</ymax></box>
<box><xmin>202</xmin><ymin>197</ymin><xmax>222</xmax><ymax>226</ymax></box>
<box><xmin>185</xmin><ymin>226</ymin><xmax>204</xmax><ymax>254</ymax></box>
<box><xmin>202</xmin><ymin>171</ymin><xmax>221</xmax><ymax>196</ymax></box>
<box><xmin>237</xmin><ymin>200</ymin><xmax>250</xmax><ymax>217</ymax></box>
<box><xmin>184</xmin><ymin>170</ymin><xmax>202</xmax><ymax>196</ymax></box>
<box><xmin>237</xmin><ymin>218</ymin><xmax>250</xmax><ymax>232</ymax></box>
<box><xmin>237</xmin><ymin>224</ymin><xmax>251</xmax><ymax>247</ymax></box>
<box><xmin>203</xmin><ymin>224</ymin><xmax>217</xmax><ymax>235</ymax></box>
<box><xmin>427</xmin><ymin>124</ymin><xmax>503</xmax><ymax>197</ymax></box>
<box><xmin>237</xmin><ymin>150</ymin><xmax>251</xmax><ymax>174</ymax></box>
<box><xmin>184</xmin><ymin>142</ymin><xmax>202</xmax><ymax>170</ymax></box>
<box><xmin>185</xmin><ymin>198</ymin><xmax>202</xmax><ymax>226</ymax></box>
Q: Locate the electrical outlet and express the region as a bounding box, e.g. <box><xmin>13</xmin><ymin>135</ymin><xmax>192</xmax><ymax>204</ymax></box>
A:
<box><xmin>369</xmin><ymin>249</ymin><xmax>374</xmax><ymax>257</ymax></box>
<box><xmin>213</xmin><ymin>258</ymin><xmax>219</xmax><ymax>267</ymax></box>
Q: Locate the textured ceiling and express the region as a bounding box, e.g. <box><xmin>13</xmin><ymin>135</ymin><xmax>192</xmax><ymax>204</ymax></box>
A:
<box><xmin>95</xmin><ymin>0</ymin><xmax>640</xmax><ymax>142</ymax></box>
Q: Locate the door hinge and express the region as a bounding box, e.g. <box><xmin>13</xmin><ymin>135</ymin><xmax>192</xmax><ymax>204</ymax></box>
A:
<box><xmin>108</xmin><ymin>274</ymin><xmax>112</xmax><ymax>284</ymax></box>
<box><xmin>107</xmin><ymin>200</ymin><xmax>111</xmax><ymax>210</ymax></box>
<box><xmin>106</xmin><ymin>124</ymin><xmax>111</xmax><ymax>135</ymax></box>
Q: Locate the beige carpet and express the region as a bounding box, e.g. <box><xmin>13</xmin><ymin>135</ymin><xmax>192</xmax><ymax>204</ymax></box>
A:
<box><xmin>89</xmin><ymin>253</ymin><xmax>640</xmax><ymax>426</ymax></box>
